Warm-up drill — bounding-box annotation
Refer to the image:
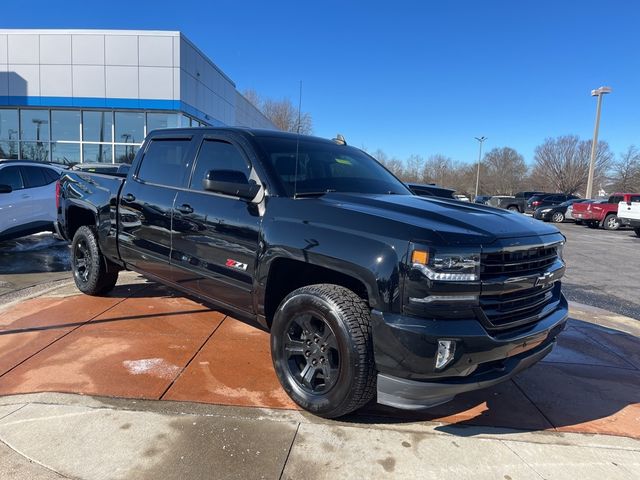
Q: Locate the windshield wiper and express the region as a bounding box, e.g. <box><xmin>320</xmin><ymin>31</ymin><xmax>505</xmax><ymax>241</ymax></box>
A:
<box><xmin>294</xmin><ymin>189</ymin><xmax>336</xmax><ymax>198</ymax></box>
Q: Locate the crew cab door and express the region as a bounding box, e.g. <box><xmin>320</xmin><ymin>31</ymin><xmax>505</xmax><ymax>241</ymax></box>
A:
<box><xmin>117</xmin><ymin>134</ymin><xmax>195</xmax><ymax>279</ymax></box>
<box><xmin>171</xmin><ymin>135</ymin><xmax>262</xmax><ymax>312</ymax></box>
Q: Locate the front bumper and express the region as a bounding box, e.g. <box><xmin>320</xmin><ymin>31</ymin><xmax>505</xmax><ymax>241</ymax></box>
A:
<box><xmin>371</xmin><ymin>294</ymin><xmax>568</xmax><ymax>410</ymax></box>
<box><xmin>533</xmin><ymin>210</ymin><xmax>553</xmax><ymax>221</ymax></box>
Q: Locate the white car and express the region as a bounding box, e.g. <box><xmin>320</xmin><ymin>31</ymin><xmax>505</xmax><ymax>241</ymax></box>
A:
<box><xmin>0</xmin><ymin>161</ymin><xmax>64</xmax><ymax>241</ymax></box>
<box><xmin>618</xmin><ymin>196</ymin><xmax>640</xmax><ymax>237</ymax></box>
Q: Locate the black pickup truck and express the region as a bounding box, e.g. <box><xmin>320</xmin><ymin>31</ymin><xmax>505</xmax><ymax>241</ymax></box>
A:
<box><xmin>487</xmin><ymin>191</ymin><xmax>547</xmax><ymax>213</ymax></box>
<box><xmin>57</xmin><ymin>128</ymin><xmax>568</xmax><ymax>418</ymax></box>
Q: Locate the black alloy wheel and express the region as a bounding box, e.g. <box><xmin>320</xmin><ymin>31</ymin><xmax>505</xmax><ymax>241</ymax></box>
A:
<box><xmin>283</xmin><ymin>313</ymin><xmax>340</xmax><ymax>394</ymax></box>
<box><xmin>271</xmin><ymin>284</ymin><xmax>376</xmax><ymax>418</ymax></box>
<box><xmin>71</xmin><ymin>226</ymin><xmax>119</xmax><ymax>295</ymax></box>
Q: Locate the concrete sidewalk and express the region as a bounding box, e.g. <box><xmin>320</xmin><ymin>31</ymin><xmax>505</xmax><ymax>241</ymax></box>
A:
<box><xmin>0</xmin><ymin>392</ymin><xmax>638</xmax><ymax>480</ymax></box>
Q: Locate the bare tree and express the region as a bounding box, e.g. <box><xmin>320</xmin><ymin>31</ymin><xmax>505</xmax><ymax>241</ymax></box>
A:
<box><xmin>404</xmin><ymin>154</ymin><xmax>425</xmax><ymax>183</ymax></box>
<box><xmin>609</xmin><ymin>146</ymin><xmax>640</xmax><ymax>192</ymax></box>
<box><xmin>423</xmin><ymin>154</ymin><xmax>452</xmax><ymax>186</ymax></box>
<box><xmin>481</xmin><ymin>147</ymin><xmax>528</xmax><ymax>195</ymax></box>
<box><xmin>242</xmin><ymin>89</ymin><xmax>313</xmax><ymax>134</ymax></box>
<box><xmin>532</xmin><ymin>135</ymin><xmax>612</xmax><ymax>195</ymax></box>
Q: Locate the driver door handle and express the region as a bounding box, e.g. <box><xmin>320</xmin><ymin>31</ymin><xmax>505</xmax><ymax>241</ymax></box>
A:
<box><xmin>176</xmin><ymin>204</ymin><xmax>194</xmax><ymax>214</ymax></box>
<box><xmin>122</xmin><ymin>193</ymin><xmax>136</xmax><ymax>203</ymax></box>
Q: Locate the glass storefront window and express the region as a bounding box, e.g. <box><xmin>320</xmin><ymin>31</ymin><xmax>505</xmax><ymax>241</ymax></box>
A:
<box><xmin>20</xmin><ymin>110</ymin><xmax>50</xmax><ymax>142</ymax></box>
<box><xmin>0</xmin><ymin>141</ymin><xmax>19</xmax><ymax>159</ymax></box>
<box><xmin>83</xmin><ymin>111</ymin><xmax>113</xmax><ymax>143</ymax></box>
<box><xmin>115</xmin><ymin>112</ymin><xmax>144</xmax><ymax>144</ymax></box>
<box><xmin>20</xmin><ymin>141</ymin><xmax>50</xmax><ymax>162</ymax></box>
<box><xmin>180</xmin><ymin>115</ymin><xmax>191</xmax><ymax>127</ymax></box>
<box><xmin>52</xmin><ymin>142</ymin><xmax>81</xmax><ymax>165</ymax></box>
<box><xmin>83</xmin><ymin>144</ymin><xmax>113</xmax><ymax>164</ymax></box>
<box><xmin>115</xmin><ymin>145</ymin><xmax>140</xmax><ymax>164</ymax></box>
<box><xmin>147</xmin><ymin>113</ymin><xmax>180</xmax><ymax>132</ymax></box>
<box><xmin>51</xmin><ymin>110</ymin><xmax>81</xmax><ymax>141</ymax></box>
<box><xmin>0</xmin><ymin>109</ymin><xmax>19</xmax><ymax>141</ymax></box>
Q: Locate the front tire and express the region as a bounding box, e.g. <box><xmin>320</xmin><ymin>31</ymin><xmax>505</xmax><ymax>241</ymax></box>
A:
<box><xmin>634</xmin><ymin>228</ymin><xmax>640</xmax><ymax>238</ymax></box>
<box><xmin>603</xmin><ymin>214</ymin><xmax>620</xmax><ymax>231</ymax></box>
<box><xmin>270</xmin><ymin>284</ymin><xmax>376</xmax><ymax>418</ymax></box>
<box><xmin>71</xmin><ymin>226</ymin><xmax>119</xmax><ymax>295</ymax></box>
<box><xmin>507</xmin><ymin>206</ymin><xmax>520</xmax><ymax>212</ymax></box>
<box><xmin>551</xmin><ymin>212</ymin><xmax>565</xmax><ymax>223</ymax></box>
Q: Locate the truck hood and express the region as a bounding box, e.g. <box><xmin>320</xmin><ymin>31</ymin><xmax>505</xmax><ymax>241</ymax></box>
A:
<box><xmin>318</xmin><ymin>193</ymin><xmax>561</xmax><ymax>246</ymax></box>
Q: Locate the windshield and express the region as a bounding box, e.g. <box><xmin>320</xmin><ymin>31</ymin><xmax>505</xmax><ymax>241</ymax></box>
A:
<box><xmin>254</xmin><ymin>136</ymin><xmax>412</xmax><ymax>197</ymax></box>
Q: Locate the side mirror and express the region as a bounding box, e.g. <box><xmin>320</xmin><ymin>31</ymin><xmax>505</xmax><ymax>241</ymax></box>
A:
<box><xmin>203</xmin><ymin>170</ymin><xmax>260</xmax><ymax>200</ymax></box>
<box><xmin>0</xmin><ymin>184</ymin><xmax>13</xmax><ymax>194</ymax></box>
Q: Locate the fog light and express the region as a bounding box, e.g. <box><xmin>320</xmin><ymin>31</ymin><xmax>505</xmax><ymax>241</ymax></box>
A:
<box><xmin>435</xmin><ymin>340</ymin><xmax>456</xmax><ymax>370</ymax></box>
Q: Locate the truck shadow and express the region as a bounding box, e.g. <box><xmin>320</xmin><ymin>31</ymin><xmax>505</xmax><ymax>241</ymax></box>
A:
<box><xmin>349</xmin><ymin>319</ymin><xmax>640</xmax><ymax>438</ymax></box>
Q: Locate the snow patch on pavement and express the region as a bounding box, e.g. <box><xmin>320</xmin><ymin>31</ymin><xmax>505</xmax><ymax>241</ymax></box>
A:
<box><xmin>122</xmin><ymin>358</ymin><xmax>181</xmax><ymax>379</ymax></box>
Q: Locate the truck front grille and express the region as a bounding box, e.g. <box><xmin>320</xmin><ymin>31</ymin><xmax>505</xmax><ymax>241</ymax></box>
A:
<box><xmin>481</xmin><ymin>244</ymin><xmax>559</xmax><ymax>279</ymax></box>
<box><xmin>479</xmin><ymin>242</ymin><xmax>563</xmax><ymax>331</ymax></box>
<box><xmin>479</xmin><ymin>283</ymin><xmax>560</xmax><ymax>330</ymax></box>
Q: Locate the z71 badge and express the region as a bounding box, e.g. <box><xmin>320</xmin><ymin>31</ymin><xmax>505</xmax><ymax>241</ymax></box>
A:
<box><xmin>225</xmin><ymin>259</ymin><xmax>248</xmax><ymax>271</ymax></box>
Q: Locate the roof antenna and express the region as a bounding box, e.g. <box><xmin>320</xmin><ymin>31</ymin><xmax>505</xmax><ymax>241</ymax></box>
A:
<box><xmin>293</xmin><ymin>80</ymin><xmax>302</xmax><ymax>199</ymax></box>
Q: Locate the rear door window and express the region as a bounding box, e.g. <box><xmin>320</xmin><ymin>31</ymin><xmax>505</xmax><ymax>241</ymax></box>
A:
<box><xmin>0</xmin><ymin>166</ymin><xmax>24</xmax><ymax>190</ymax></box>
<box><xmin>21</xmin><ymin>166</ymin><xmax>48</xmax><ymax>188</ymax></box>
<box><xmin>136</xmin><ymin>139</ymin><xmax>193</xmax><ymax>188</ymax></box>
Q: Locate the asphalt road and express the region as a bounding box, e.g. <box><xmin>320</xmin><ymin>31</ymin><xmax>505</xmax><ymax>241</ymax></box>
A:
<box><xmin>556</xmin><ymin>221</ymin><xmax>640</xmax><ymax>320</ymax></box>
<box><xmin>0</xmin><ymin>222</ymin><xmax>638</xmax><ymax>319</ymax></box>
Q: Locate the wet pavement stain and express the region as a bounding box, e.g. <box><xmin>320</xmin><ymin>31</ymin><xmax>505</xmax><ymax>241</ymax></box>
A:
<box><xmin>377</xmin><ymin>456</ymin><xmax>396</xmax><ymax>472</ymax></box>
<box><xmin>0</xmin><ymin>234</ymin><xmax>71</xmax><ymax>274</ymax></box>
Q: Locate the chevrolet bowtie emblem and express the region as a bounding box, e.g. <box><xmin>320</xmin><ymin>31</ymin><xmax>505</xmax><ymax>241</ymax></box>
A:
<box><xmin>535</xmin><ymin>271</ymin><xmax>554</xmax><ymax>287</ymax></box>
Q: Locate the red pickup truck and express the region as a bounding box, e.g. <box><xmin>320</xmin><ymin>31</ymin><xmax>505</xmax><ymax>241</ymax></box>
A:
<box><xmin>572</xmin><ymin>193</ymin><xmax>640</xmax><ymax>230</ymax></box>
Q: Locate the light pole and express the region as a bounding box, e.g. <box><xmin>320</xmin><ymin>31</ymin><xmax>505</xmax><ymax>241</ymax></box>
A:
<box><xmin>474</xmin><ymin>136</ymin><xmax>487</xmax><ymax>200</ymax></box>
<box><xmin>586</xmin><ymin>86</ymin><xmax>612</xmax><ymax>199</ymax></box>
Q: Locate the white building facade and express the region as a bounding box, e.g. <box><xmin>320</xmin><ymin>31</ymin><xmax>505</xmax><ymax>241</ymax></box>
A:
<box><xmin>0</xmin><ymin>29</ymin><xmax>275</xmax><ymax>164</ymax></box>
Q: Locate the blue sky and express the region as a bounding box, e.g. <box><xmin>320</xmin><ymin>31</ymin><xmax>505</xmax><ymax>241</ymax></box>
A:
<box><xmin>3</xmin><ymin>0</ymin><xmax>639</xmax><ymax>165</ymax></box>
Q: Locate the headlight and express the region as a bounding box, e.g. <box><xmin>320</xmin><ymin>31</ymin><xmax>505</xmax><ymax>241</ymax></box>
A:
<box><xmin>540</xmin><ymin>208</ymin><xmax>552</xmax><ymax>213</ymax></box>
<box><xmin>411</xmin><ymin>249</ymin><xmax>480</xmax><ymax>281</ymax></box>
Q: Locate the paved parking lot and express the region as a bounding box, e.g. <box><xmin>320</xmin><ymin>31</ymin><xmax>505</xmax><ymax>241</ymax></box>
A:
<box><xmin>554</xmin><ymin>223</ymin><xmax>640</xmax><ymax>320</ymax></box>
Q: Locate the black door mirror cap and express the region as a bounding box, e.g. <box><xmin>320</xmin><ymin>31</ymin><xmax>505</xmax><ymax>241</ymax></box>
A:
<box><xmin>202</xmin><ymin>170</ymin><xmax>261</xmax><ymax>201</ymax></box>
<box><xmin>0</xmin><ymin>184</ymin><xmax>13</xmax><ymax>194</ymax></box>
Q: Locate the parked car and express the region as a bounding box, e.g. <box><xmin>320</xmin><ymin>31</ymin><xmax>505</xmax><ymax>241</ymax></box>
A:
<box><xmin>617</xmin><ymin>196</ymin><xmax>640</xmax><ymax>237</ymax></box>
<box><xmin>534</xmin><ymin>199</ymin><xmax>590</xmax><ymax>223</ymax></box>
<box><xmin>454</xmin><ymin>194</ymin><xmax>471</xmax><ymax>202</ymax></box>
<box><xmin>0</xmin><ymin>160</ymin><xmax>64</xmax><ymax>241</ymax></box>
<box><xmin>525</xmin><ymin>194</ymin><xmax>581</xmax><ymax>215</ymax></box>
<box><xmin>57</xmin><ymin>127</ymin><xmax>568</xmax><ymax>418</ymax></box>
<box><xmin>571</xmin><ymin>193</ymin><xmax>640</xmax><ymax>230</ymax></box>
<box><xmin>474</xmin><ymin>195</ymin><xmax>493</xmax><ymax>204</ymax></box>
<box><xmin>566</xmin><ymin>199</ymin><xmax>594</xmax><ymax>223</ymax></box>
<box><xmin>406</xmin><ymin>183</ymin><xmax>455</xmax><ymax>199</ymax></box>
<box><xmin>487</xmin><ymin>191</ymin><xmax>547</xmax><ymax>212</ymax></box>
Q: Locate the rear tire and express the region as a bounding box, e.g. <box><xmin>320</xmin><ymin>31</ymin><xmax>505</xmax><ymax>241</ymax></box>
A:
<box><xmin>551</xmin><ymin>212</ymin><xmax>565</xmax><ymax>223</ymax></box>
<box><xmin>603</xmin><ymin>214</ymin><xmax>620</xmax><ymax>231</ymax></box>
<box><xmin>270</xmin><ymin>284</ymin><xmax>376</xmax><ymax>418</ymax></box>
<box><xmin>507</xmin><ymin>206</ymin><xmax>520</xmax><ymax>212</ymax></box>
<box><xmin>634</xmin><ymin>227</ymin><xmax>640</xmax><ymax>238</ymax></box>
<box><xmin>71</xmin><ymin>226</ymin><xmax>119</xmax><ymax>295</ymax></box>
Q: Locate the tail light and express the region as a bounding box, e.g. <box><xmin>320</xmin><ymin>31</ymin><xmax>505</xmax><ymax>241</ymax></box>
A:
<box><xmin>55</xmin><ymin>180</ymin><xmax>61</xmax><ymax>210</ymax></box>
<box><xmin>532</xmin><ymin>201</ymin><xmax>541</xmax><ymax>207</ymax></box>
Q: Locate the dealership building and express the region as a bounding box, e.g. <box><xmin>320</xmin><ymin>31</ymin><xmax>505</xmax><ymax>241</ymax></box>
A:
<box><xmin>0</xmin><ymin>29</ymin><xmax>275</xmax><ymax>164</ymax></box>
